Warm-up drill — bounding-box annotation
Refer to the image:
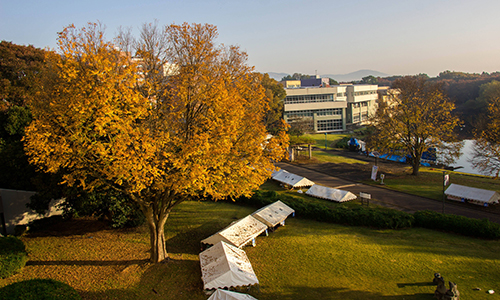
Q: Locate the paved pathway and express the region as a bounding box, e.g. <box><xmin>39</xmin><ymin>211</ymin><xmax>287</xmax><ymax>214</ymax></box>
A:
<box><xmin>276</xmin><ymin>162</ymin><xmax>500</xmax><ymax>224</ymax></box>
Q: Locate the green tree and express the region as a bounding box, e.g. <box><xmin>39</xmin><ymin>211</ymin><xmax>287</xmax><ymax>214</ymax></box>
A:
<box><xmin>361</xmin><ymin>75</ymin><xmax>378</xmax><ymax>85</ymax></box>
<box><xmin>281</xmin><ymin>73</ymin><xmax>312</xmax><ymax>81</ymax></box>
<box><xmin>470</xmin><ymin>81</ymin><xmax>500</xmax><ymax>177</ymax></box>
<box><xmin>368</xmin><ymin>76</ymin><xmax>462</xmax><ymax>175</ymax></box>
<box><xmin>259</xmin><ymin>73</ymin><xmax>286</xmax><ymax>134</ymax></box>
<box><xmin>0</xmin><ymin>42</ymin><xmax>46</xmax><ymax>190</ymax></box>
<box><xmin>24</xmin><ymin>22</ymin><xmax>288</xmax><ymax>262</ymax></box>
<box><xmin>329</xmin><ymin>78</ymin><xmax>339</xmax><ymax>86</ymax></box>
<box><xmin>0</xmin><ymin>41</ymin><xmax>46</xmax><ymax>109</ymax></box>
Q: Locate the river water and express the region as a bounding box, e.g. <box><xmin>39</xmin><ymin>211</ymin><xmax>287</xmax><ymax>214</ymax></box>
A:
<box><xmin>446</xmin><ymin>139</ymin><xmax>491</xmax><ymax>176</ymax></box>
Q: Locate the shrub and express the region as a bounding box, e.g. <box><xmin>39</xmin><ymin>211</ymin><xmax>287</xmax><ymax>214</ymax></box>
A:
<box><xmin>414</xmin><ymin>210</ymin><xmax>500</xmax><ymax>239</ymax></box>
<box><xmin>0</xmin><ymin>279</ymin><xmax>81</xmax><ymax>300</ymax></box>
<box><xmin>335</xmin><ymin>136</ymin><xmax>350</xmax><ymax>149</ymax></box>
<box><xmin>0</xmin><ymin>236</ymin><xmax>28</xmax><ymax>279</ymax></box>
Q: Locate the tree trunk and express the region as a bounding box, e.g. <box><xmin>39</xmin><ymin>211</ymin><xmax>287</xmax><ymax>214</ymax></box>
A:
<box><xmin>143</xmin><ymin>206</ymin><xmax>169</xmax><ymax>263</ymax></box>
<box><xmin>411</xmin><ymin>153</ymin><xmax>421</xmax><ymax>175</ymax></box>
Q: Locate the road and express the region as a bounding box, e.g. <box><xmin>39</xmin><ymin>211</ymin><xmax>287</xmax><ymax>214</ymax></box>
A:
<box><xmin>275</xmin><ymin>162</ymin><xmax>500</xmax><ymax>224</ymax></box>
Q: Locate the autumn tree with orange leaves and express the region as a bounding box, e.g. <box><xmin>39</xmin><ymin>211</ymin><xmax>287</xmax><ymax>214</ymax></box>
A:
<box><xmin>368</xmin><ymin>76</ymin><xmax>462</xmax><ymax>176</ymax></box>
<box><xmin>24</xmin><ymin>22</ymin><xmax>288</xmax><ymax>262</ymax></box>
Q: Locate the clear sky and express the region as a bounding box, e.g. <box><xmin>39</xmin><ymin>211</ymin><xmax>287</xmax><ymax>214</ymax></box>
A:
<box><xmin>1</xmin><ymin>0</ymin><xmax>499</xmax><ymax>77</ymax></box>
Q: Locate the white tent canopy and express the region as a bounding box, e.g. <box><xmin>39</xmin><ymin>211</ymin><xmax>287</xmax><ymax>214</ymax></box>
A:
<box><xmin>201</xmin><ymin>215</ymin><xmax>268</xmax><ymax>248</ymax></box>
<box><xmin>305</xmin><ymin>184</ymin><xmax>357</xmax><ymax>202</ymax></box>
<box><xmin>207</xmin><ymin>289</ymin><xmax>258</xmax><ymax>300</ymax></box>
<box><xmin>252</xmin><ymin>200</ymin><xmax>295</xmax><ymax>228</ymax></box>
<box><xmin>271</xmin><ymin>169</ymin><xmax>314</xmax><ymax>188</ymax></box>
<box><xmin>445</xmin><ymin>183</ymin><xmax>500</xmax><ymax>206</ymax></box>
<box><xmin>200</xmin><ymin>241</ymin><xmax>259</xmax><ymax>290</ymax></box>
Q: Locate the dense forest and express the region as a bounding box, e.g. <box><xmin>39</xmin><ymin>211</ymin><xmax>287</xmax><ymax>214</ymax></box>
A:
<box><xmin>370</xmin><ymin>71</ymin><xmax>500</xmax><ymax>137</ymax></box>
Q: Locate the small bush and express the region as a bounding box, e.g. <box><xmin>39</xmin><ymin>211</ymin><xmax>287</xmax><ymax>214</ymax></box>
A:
<box><xmin>335</xmin><ymin>136</ymin><xmax>350</xmax><ymax>149</ymax></box>
<box><xmin>0</xmin><ymin>279</ymin><xmax>81</xmax><ymax>300</ymax></box>
<box><xmin>0</xmin><ymin>236</ymin><xmax>28</xmax><ymax>278</ymax></box>
<box><xmin>414</xmin><ymin>210</ymin><xmax>500</xmax><ymax>239</ymax></box>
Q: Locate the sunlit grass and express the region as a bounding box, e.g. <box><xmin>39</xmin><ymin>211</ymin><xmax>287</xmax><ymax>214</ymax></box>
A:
<box><xmin>311</xmin><ymin>150</ymin><xmax>369</xmax><ymax>164</ymax></box>
<box><xmin>2</xmin><ymin>200</ymin><xmax>499</xmax><ymax>300</ymax></box>
<box><xmin>303</xmin><ymin>133</ymin><xmax>349</xmax><ymax>150</ymax></box>
<box><xmin>377</xmin><ymin>167</ymin><xmax>500</xmax><ymax>200</ymax></box>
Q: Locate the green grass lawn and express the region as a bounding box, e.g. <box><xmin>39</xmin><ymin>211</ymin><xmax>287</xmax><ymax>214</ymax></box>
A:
<box><xmin>303</xmin><ymin>133</ymin><xmax>348</xmax><ymax>150</ymax></box>
<box><xmin>310</xmin><ymin>150</ymin><xmax>370</xmax><ymax>164</ymax></box>
<box><xmin>370</xmin><ymin>167</ymin><xmax>500</xmax><ymax>200</ymax></box>
<box><xmin>2</xmin><ymin>200</ymin><xmax>499</xmax><ymax>300</ymax></box>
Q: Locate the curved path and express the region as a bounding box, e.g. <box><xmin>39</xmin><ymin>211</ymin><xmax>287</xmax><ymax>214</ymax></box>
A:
<box><xmin>275</xmin><ymin>162</ymin><xmax>500</xmax><ymax>224</ymax></box>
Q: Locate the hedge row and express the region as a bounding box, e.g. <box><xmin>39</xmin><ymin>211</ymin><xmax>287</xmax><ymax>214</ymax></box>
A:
<box><xmin>240</xmin><ymin>190</ymin><xmax>413</xmax><ymax>230</ymax></box>
<box><xmin>0</xmin><ymin>236</ymin><xmax>28</xmax><ymax>279</ymax></box>
<box><xmin>0</xmin><ymin>279</ymin><xmax>81</xmax><ymax>300</ymax></box>
<box><xmin>414</xmin><ymin>210</ymin><xmax>500</xmax><ymax>239</ymax></box>
<box><xmin>239</xmin><ymin>190</ymin><xmax>500</xmax><ymax>239</ymax></box>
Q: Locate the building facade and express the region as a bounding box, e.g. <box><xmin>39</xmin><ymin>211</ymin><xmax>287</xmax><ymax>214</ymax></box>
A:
<box><xmin>283</xmin><ymin>82</ymin><xmax>378</xmax><ymax>133</ymax></box>
<box><xmin>345</xmin><ymin>84</ymin><xmax>378</xmax><ymax>125</ymax></box>
<box><xmin>284</xmin><ymin>86</ymin><xmax>348</xmax><ymax>132</ymax></box>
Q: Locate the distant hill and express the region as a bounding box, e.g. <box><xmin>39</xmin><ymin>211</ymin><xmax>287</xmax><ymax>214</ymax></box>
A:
<box><xmin>322</xmin><ymin>70</ymin><xmax>389</xmax><ymax>82</ymax></box>
<box><xmin>266</xmin><ymin>72</ymin><xmax>290</xmax><ymax>81</ymax></box>
<box><xmin>265</xmin><ymin>70</ymin><xmax>389</xmax><ymax>82</ymax></box>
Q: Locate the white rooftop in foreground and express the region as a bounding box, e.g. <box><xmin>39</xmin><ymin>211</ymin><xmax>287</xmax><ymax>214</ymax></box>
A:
<box><xmin>201</xmin><ymin>215</ymin><xmax>268</xmax><ymax>248</ymax></box>
<box><xmin>200</xmin><ymin>241</ymin><xmax>259</xmax><ymax>290</ymax></box>
<box><xmin>252</xmin><ymin>200</ymin><xmax>295</xmax><ymax>227</ymax></box>
<box><xmin>271</xmin><ymin>169</ymin><xmax>315</xmax><ymax>188</ymax></box>
<box><xmin>306</xmin><ymin>184</ymin><xmax>357</xmax><ymax>202</ymax></box>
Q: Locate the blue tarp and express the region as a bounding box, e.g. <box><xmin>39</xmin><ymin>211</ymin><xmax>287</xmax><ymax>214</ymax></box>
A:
<box><xmin>349</xmin><ymin>138</ymin><xmax>359</xmax><ymax>147</ymax></box>
<box><xmin>368</xmin><ymin>150</ymin><xmax>432</xmax><ymax>166</ymax></box>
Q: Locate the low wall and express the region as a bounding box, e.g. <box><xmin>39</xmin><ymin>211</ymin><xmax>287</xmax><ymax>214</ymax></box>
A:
<box><xmin>0</xmin><ymin>189</ymin><xmax>64</xmax><ymax>235</ymax></box>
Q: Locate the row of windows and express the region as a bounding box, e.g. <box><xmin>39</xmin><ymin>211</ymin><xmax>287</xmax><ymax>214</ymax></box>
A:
<box><xmin>353</xmin><ymin>90</ymin><xmax>377</xmax><ymax>96</ymax></box>
<box><xmin>285</xmin><ymin>108</ymin><xmax>342</xmax><ymax>118</ymax></box>
<box><xmin>352</xmin><ymin>112</ymin><xmax>369</xmax><ymax>123</ymax></box>
<box><xmin>351</xmin><ymin>102</ymin><xmax>369</xmax><ymax>108</ymax></box>
<box><xmin>317</xmin><ymin>119</ymin><xmax>343</xmax><ymax>131</ymax></box>
<box><xmin>285</xmin><ymin>94</ymin><xmax>344</xmax><ymax>104</ymax></box>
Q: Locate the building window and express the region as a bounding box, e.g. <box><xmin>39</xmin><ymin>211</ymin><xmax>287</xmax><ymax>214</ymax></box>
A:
<box><xmin>316</xmin><ymin>108</ymin><xmax>342</xmax><ymax>116</ymax></box>
<box><xmin>285</xmin><ymin>110</ymin><xmax>314</xmax><ymax>118</ymax></box>
<box><xmin>361</xmin><ymin>112</ymin><xmax>368</xmax><ymax>121</ymax></box>
<box><xmin>353</xmin><ymin>115</ymin><xmax>360</xmax><ymax>123</ymax></box>
<box><xmin>286</xmin><ymin>108</ymin><xmax>342</xmax><ymax>118</ymax></box>
<box><xmin>317</xmin><ymin>119</ymin><xmax>343</xmax><ymax>131</ymax></box>
<box><xmin>284</xmin><ymin>94</ymin><xmax>335</xmax><ymax>104</ymax></box>
<box><xmin>354</xmin><ymin>90</ymin><xmax>377</xmax><ymax>96</ymax></box>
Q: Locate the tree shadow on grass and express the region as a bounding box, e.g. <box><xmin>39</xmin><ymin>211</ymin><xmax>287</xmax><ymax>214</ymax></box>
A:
<box><xmin>255</xmin><ymin>286</ymin><xmax>434</xmax><ymax>300</ymax></box>
<box><xmin>24</xmin><ymin>216</ymin><xmax>117</xmax><ymax>237</ymax></box>
<box><xmin>166</xmin><ymin>220</ymin><xmax>231</xmax><ymax>255</ymax></box>
<box><xmin>26</xmin><ymin>259</ymin><xmax>149</xmax><ymax>266</ymax></box>
<box><xmin>79</xmin><ymin>258</ymin><xmax>208</xmax><ymax>300</ymax></box>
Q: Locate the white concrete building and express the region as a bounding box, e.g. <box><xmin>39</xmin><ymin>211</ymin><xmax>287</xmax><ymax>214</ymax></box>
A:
<box><xmin>283</xmin><ymin>83</ymin><xmax>378</xmax><ymax>133</ymax></box>
<box><xmin>284</xmin><ymin>86</ymin><xmax>347</xmax><ymax>132</ymax></box>
<box><xmin>346</xmin><ymin>85</ymin><xmax>378</xmax><ymax>125</ymax></box>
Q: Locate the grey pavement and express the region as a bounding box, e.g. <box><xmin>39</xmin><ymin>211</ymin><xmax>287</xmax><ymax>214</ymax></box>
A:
<box><xmin>275</xmin><ymin>162</ymin><xmax>500</xmax><ymax>224</ymax></box>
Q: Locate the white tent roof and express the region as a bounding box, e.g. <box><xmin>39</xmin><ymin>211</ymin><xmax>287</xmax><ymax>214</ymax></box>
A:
<box><xmin>252</xmin><ymin>200</ymin><xmax>295</xmax><ymax>227</ymax></box>
<box><xmin>207</xmin><ymin>289</ymin><xmax>258</xmax><ymax>300</ymax></box>
<box><xmin>271</xmin><ymin>169</ymin><xmax>284</xmax><ymax>178</ymax></box>
<box><xmin>445</xmin><ymin>183</ymin><xmax>500</xmax><ymax>204</ymax></box>
<box><xmin>201</xmin><ymin>215</ymin><xmax>268</xmax><ymax>248</ymax></box>
<box><xmin>200</xmin><ymin>241</ymin><xmax>259</xmax><ymax>290</ymax></box>
<box><xmin>305</xmin><ymin>184</ymin><xmax>357</xmax><ymax>202</ymax></box>
<box><xmin>271</xmin><ymin>169</ymin><xmax>315</xmax><ymax>188</ymax></box>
